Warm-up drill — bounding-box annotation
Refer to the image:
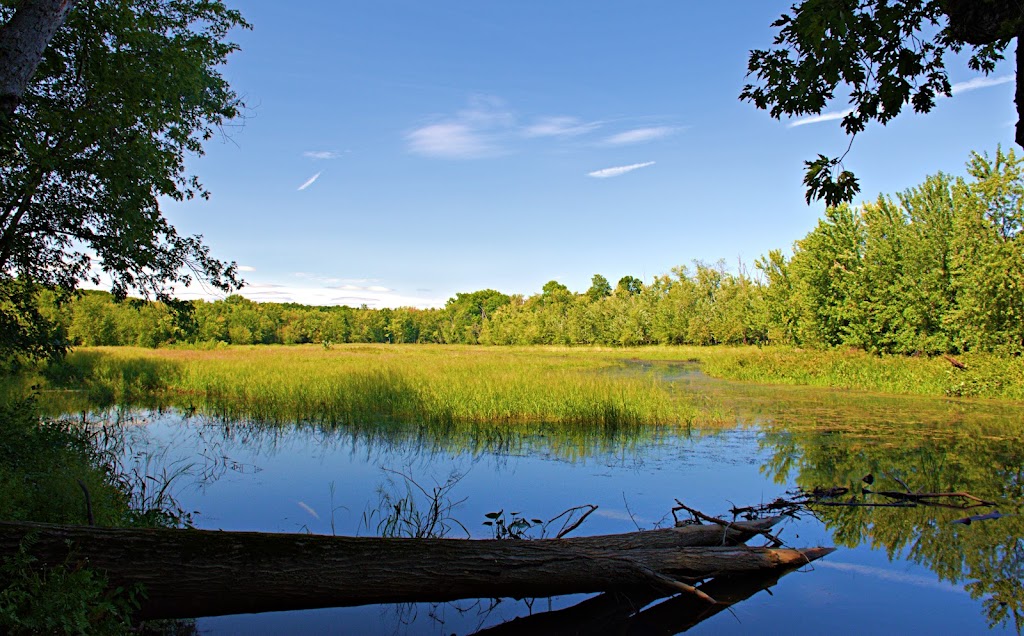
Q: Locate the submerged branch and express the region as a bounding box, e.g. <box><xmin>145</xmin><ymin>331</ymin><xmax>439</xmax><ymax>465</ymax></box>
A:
<box><xmin>863</xmin><ymin>490</ymin><xmax>999</xmax><ymax>507</ymax></box>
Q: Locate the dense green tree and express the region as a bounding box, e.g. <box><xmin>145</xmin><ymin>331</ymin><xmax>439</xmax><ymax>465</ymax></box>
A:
<box><xmin>479</xmin><ymin>295</ymin><xmax>533</xmax><ymax>345</ymax></box>
<box><xmin>615</xmin><ymin>275</ymin><xmax>643</xmax><ymax>296</ymax></box>
<box><xmin>323</xmin><ymin>306</ymin><xmax>355</xmax><ymax>344</ymax></box>
<box><xmin>585</xmin><ymin>274</ymin><xmax>612</xmax><ymax>302</ymax></box>
<box><xmin>846</xmin><ymin>196</ymin><xmax>912</xmax><ymax>352</ymax></box>
<box><xmin>0</xmin><ymin>0</ymin><xmax>248</xmax><ymax>360</ymax></box>
<box><xmin>897</xmin><ymin>174</ymin><xmax>959</xmax><ymax>353</ymax></box>
<box><xmin>947</xmin><ymin>148</ymin><xmax>1024</xmax><ymax>352</ymax></box>
<box><xmin>742</xmin><ymin>0</ymin><xmax>1020</xmax><ymax>206</ymax></box>
<box><xmin>764</xmin><ymin>148</ymin><xmax>1024</xmax><ymax>354</ymax></box>
<box><xmin>388</xmin><ymin>307</ymin><xmax>422</xmax><ymax>344</ymax></box>
<box><xmin>711</xmin><ymin>261</ymin><xmax>765</xmax><ymax>345</ymax></box>
<box><xmin>67</xmin><ymin>290</ymin><xmax>118</xmax><ymax>346</ymax></box>
<box><xmin>609</xmin><ymin>290</ymin><xmax>653</xmax><ymax>346</ymax></box>
<box><xmin>788</xmin><ymin>204</ymin><xmax>866</xmax><ymax>346</ymax></box>
<box><xmin>649</xmin><ymin>268</ymin><xmax>696</xmax><ymax>345</ymax></box>
<box><xmin>755</xmin><ymin>250</ymin><xmax>799</xmax><ymax>345</ymax></box>
<box><xmin>539</xmin><ymin>280</ymin><xmax>572</xmax><ymax>304</ymax></box>
<box><xmin>193</xmin><ymin>299</ymin><xmax>229</xmax><ymax>343</ymax></box>
<box><xmin>440</xmin><ymin>289</ymin><xmax>510</xmax><ymax>344</ymax></box>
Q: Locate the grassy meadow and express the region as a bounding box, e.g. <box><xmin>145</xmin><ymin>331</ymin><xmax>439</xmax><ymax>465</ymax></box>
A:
<box><xmin>23</xmin><ymin>343</ymin><xmax>1024</xmax><ymax>436</ymax></box>
<box><xmin>37</xmin><ymin>344</ymin><xmax>718</xmax><ymax>429</ymax></box>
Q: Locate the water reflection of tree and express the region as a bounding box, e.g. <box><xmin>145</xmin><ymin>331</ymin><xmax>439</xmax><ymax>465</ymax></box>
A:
<box><xmin>759</xmin><ymin>417</ymin><xmax>1024</xmax><ymax>630</ymax></box>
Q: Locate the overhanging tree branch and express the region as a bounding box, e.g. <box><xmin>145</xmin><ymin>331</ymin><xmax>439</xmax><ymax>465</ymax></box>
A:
<box><xmin>743</xmin><ymin>0</ymin><xmax>1022</xmax><ymax>206</ymax></box>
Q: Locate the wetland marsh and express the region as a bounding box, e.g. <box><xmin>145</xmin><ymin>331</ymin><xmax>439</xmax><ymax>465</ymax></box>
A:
<box><xmin>28</xmin><ymin>345</ymin><xmax>1024</xmax><ymax>634</ymax></box>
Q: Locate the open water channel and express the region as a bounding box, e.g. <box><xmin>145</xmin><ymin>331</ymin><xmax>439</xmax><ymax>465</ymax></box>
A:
<box><xmin>75</xmin><ymin>363</ymin><xmax>1024</xmax><ymax>634</ymax></box>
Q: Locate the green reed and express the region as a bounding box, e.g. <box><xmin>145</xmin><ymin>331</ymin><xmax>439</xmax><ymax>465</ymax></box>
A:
<box><xmin>41</xmin><ymin>345</ymin><xmax>712</xmax><ymax>429</ymax></box>
<box><xmin>621</xmin><ymin>345</ymin><xmax>1024</xmax><ymax>401</ymax></box>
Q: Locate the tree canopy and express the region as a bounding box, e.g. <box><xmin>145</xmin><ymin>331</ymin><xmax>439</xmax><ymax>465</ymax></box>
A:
<box><xmin>0</xmin><ymin>0</ymin><xmax>248</xmax><ymax>362</ymax></box>
<box><xmin>742</xmin><ymin>0</ymin><xmax>1021</xmax><ymax>207</ymax></box>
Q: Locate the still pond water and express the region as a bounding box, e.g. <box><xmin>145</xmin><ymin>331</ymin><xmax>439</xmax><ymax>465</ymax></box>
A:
<box><xmin>83</xmin><ymin>363</ymin><xmax>1024</xmax><ymax>634</ymax></box>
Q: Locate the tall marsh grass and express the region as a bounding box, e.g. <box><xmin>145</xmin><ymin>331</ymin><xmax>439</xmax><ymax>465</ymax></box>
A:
<box><xmin>622</xmin><ymin>346</ymin><xmax>1024</xmax><ymax>401</ymax></box>
<box><xmin>42</xmin><ymin>345</ymin><xmax>712</xmax><ymax>429</ymax></box>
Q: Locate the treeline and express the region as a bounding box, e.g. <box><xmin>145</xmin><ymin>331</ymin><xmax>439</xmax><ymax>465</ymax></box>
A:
<box><xmin>761</xmin><ymin>148</ymin><xmax>1024</xmax><ymax>354</ymax></box>
<box><xmin>40</xmin><ymin>266</ymin><xmax>765</xmax><ymax>349</ymax></box>
<box><xmin>45</xmin><ymin>149</ymin><xmax>1024</xmax><ymax>355</ymax></box>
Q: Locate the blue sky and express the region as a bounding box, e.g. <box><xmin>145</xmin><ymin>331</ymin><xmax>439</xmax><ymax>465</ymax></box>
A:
<box><xmin>161</xmin><ymin>2</ymin><xmax>1018</xmax><ymax>308</ymax></box>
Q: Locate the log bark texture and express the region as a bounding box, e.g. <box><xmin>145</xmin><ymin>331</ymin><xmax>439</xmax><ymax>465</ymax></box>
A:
<box><xmin>0</xmin><ymin>519</ymin><xmax>831</xmax><ymax>620</ymax></box>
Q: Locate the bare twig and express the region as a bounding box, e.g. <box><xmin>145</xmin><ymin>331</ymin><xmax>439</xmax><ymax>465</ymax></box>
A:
<box><xmin>551</xmin><ymin>504</ymin><xmax>598</xmax><ymax>539</ymax></box>
<box><xmin>730</xmin><ymin>497</ymin><xmax>803</xmax><ymax>519</ymax></box>
<box><xmin>810</xmin><ymin>501</ymin><xmax>916</xmax><ymax>508</ymax></box>
<box><xmin>622</xmin><ymin>493</ymin><xmax>642</xmax><ymax>532</ymax></box>
<box><xmin>673</xmin><ymin>500</ymin><xmax>785</xmax><ymax>548</ymax></box>
<box><xmin>885</xmin><ymin>472</ymin><xmax>913</xmax><ymax>494</ymax></box>
<box><xmin>867</xmin><ymin>490</ymin><xmax>998</xmax><ymax>507</ymax></box>
<box><xmin>944</xmin><ymin>354</ymin><xmax>967</xmax><ymax>370</ymax></box>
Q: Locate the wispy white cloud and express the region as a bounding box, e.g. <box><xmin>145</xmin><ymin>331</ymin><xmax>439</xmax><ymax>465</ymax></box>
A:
<box><xmin>297</xmin><ymin>171</ymin><xmax>322</xmax><ymax>191</ymax></box>
<box><xmin>407</xmin><ymin>123</ymin><xmax>494</xmax><ymax>159</ymax></box>
<box><xmin>816</xmin><ymin>561</ymin><xmax>966</xmax><ymax>594</ymax></box>
<box><xmin>295</xmin><ymin>274</ymin><xmax>396</xmax><ymax>289</ymax></box>
<box><xmin>524</xmin><ymin>116</ymin><xmax>601</xmax><ymax>138</ymax></box>
<box><xmin>296</xmin><ymin>501</ymin><xmax>319</xmax><ymax>520</ymax></box>
<box><xmin>951</xmin><ymin>73</ymin><xmax>1014</xmax><ymax>95</ymax></box>
<box><xmin>594</xmin><ymin>508</ymin><xmax>648</xmax><ymax>523</ymax></box>
<box><xmin>588</xmin><ymin>161</ymin><xmax>656</xmax><ymax>178</ymax></box>
<box><xmin>406</xmin><ymin>95</ymin><xmax>513</xmax><ymax>159</ymax></box>
<box><xmin>409</xmin><ymin>97</ymin><xmax>682</xmax><ymax>157</ymax></box>
<box><xmin>132</xmin><ymin>271</ymin><xmax>446</xmax><ymax>308</ymax></box>
<box><xmin>603</xmin><ymin>126</ymin><xmax>677</xmax><ymax>145</ymax></box>
<box><xmin>457</xmin><ymin>94</ymin><xmax>516</xmax><ymax>127</ymax></box>
<box><xmin>237</xmin><ymin>265</ymin><xmax>256</xmax><ymax>272</ymax></box>
<box><xmin>329</xmin><ymin>283</ymin><xmax>393</xmax><ymax>293</ymax></box>
<box><xmin>788</xmin><ymin>108</ymin><xmax>854</xmax><ymax>128</ymax></box>
<box><xmin>303</xmin><ymin>150</ymin><xmax>341</xmax><ymax>160</ymax></box>
<box><xmin>788</xmin><ymin>75</ymin><xmax>1014</xmax><ymax>129</ymax></box>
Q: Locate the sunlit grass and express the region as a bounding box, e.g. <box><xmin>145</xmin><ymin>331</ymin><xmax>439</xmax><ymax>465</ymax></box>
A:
<box><xmin>25</xmin><ymin>343</ymin><xmax>1024</xmax><ymax>442</ymax></box>
<box><xmin>40</xmin><ymin>345</ymin><xmax>716</xmax><ymax>429</ymax></box>
<box><xmin>622</xmin><ymin>345</ymin><xmax>1024</xmax><ymax>401</ymax></box>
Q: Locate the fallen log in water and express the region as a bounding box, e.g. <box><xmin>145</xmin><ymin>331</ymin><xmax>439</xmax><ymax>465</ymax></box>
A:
<box><xmin>0</xmin><ymin>518</ymin><xmax>831</xmax><ymax>620</ymax></box>
<box><xmin>471</xmin><ymin>560</ymin><xmax>828</xmax><ymax>636</ymax></box>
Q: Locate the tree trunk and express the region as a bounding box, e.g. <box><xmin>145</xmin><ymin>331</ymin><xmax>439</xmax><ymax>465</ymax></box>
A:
<box><xmin>941</xmin><ymin>1</ymin><xmax>1024</xmax><ymax>151</ymax></box>
<box><xmin>0</xmin><ymin>0</ymin><xmax>79</xmax><ymax>117</ymax></box>
<box><xmin>1017</xmin><ymin>26</ymin><xmax>1024</xmax><ymax>150</ymax></box>
<box><xmin>943</xmin><ymin>0</ymin><xmax>1022</xmax><ymax>45</ymax></box>
<box><xmin>0</xmin><ymin>519</ymin><xmax>833</xmax><ymax>621</ymax></box>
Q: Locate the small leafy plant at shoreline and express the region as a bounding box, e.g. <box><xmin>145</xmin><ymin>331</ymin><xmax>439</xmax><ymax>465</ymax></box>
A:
<box><xmin>360</xmin><ymin>469</ymin><xmax>470</xmax><ymax>539</ymax></box>
<box><xmin>0</xmin><ymin>536</ymin><xmax>140</xmax><ymax>635</ymax></box>
<box><xmin>0</xmin><ymin>397</ymin><xmax>196</xmax><ymax>634</ymax></box>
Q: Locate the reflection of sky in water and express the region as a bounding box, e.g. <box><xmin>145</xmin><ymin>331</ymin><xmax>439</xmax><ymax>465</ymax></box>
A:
<box><xmin>102</xmin><ymin>408</ymin><xmax>1013</xmax><ymax>635</ymax></box>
